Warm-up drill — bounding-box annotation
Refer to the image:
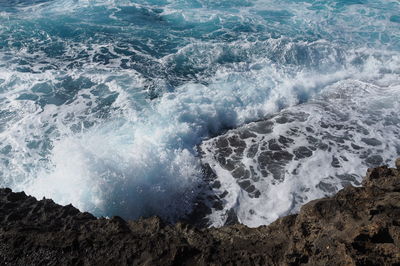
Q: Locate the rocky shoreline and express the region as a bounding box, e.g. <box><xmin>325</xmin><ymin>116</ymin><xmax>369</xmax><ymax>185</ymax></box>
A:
<box><xmin>1</xmin><ymin>162</ymin><xmax>400</xmax><ymax>265</ymax></box>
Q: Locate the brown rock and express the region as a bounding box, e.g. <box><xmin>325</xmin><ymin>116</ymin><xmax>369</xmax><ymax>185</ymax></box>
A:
<box><xmin>0</xmin><ymin>162</ymin><xmax>400</xmax><ymax>265</ymax></box>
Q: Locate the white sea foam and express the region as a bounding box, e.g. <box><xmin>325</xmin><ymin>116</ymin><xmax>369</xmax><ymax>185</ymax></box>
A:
<box><xmin>0</xmin><ymin>0</ymin><xmax>399</xmax><ymax>225</ymax></box>
<box><xmin>0</xmin><ymin>48</ymin><xmax>395</xmax><ymax>223</ymax></box>
<box><xmin>201</xmin><ymin>79</ymin><xmax>400</xmax><ymax>227</ymax></box>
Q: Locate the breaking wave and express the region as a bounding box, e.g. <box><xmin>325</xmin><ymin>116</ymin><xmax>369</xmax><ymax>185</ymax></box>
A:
<box><xmin>0</xmin><ymin>0</ymin><xmax>399</xmax><ymax>225</ymax></box>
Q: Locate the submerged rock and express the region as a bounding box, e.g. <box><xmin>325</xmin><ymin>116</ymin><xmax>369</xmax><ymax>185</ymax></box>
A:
<box><xmin>199</xmin><ymin>83</ymin><xmax>400</xmax><ymax>226</ymax></box>
<box><xmin>1</xmin><ymin>162</ymin><xmax>400</xmax><ymax>265</ymax></box>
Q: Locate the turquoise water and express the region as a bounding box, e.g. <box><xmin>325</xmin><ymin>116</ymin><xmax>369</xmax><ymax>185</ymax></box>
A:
<box><xmin>0</xmin><ymin>0</ymin><xmax>399</xmax><ymax>225</ymax></box>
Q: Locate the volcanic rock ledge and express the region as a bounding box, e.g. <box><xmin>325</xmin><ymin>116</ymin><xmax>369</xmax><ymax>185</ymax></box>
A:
<box><xmin>1</xmin><ymin>163</ymin><xmax>400</xmax><ymax>265</ymax></box>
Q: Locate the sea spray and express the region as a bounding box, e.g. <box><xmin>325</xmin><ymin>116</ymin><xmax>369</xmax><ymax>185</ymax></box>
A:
<box><xmin>0</xmin><ymin>0</ymin><xmax>399</xmax><ymax>225</ymax></box>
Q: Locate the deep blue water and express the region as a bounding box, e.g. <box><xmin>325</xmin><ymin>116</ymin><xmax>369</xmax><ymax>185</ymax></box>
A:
<box><xmin>0</xmin><ymin>0</ymin><xmax>399</xmax><ymax>225</ymax></box>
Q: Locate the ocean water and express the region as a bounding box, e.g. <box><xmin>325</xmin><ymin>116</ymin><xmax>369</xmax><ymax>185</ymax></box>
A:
<box><xmin>0</xmin><ymin>0</ymin><xmax>399</xmax><ymax>226</ymax></box>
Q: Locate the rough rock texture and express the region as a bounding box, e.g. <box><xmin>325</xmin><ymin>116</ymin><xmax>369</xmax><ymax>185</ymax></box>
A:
<box><xmin>1</xmin><ymin>164</ymin><xmax>400</xmax><ymax>265</ymax></box>
<box><xmin>199</xmin><ymin>85</ymin><xmax>400</xmax><ymax>226</ymax></box>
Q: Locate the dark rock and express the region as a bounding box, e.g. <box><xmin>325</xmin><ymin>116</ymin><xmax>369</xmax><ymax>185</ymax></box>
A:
<box><xmin>215</xmin><ymin>138</ymin><xmax>229</xmax><ymax>149</ymax></box>
<box><xmin>238</xmin><ymin>180</ymin><xmax>251</xmax><ymax>190</ymax></box>
<box><xmin>278</xmin><ymin>135</ymin><xmax>294</xmax><ymax>146</ymax></box>
<box><xmin>275</xmin><ymin>115</ymin><xmax>293</xmax><ymax>124</ymax></box>
<box><xmin>224</xmin><ymin>208</ymin><xmax>239</xmax><ymax>226</ymax></box>
<box><xmin>223</xmin><ymin>158</ymin><xmax>236</xmax><ymax>171</ymax></box>
<box><xmin>294</xmin><ymin>146</ymin><xmax>313</xmax><ymax>159</ymax></box>
<box><xmin>211</xmin><ymin>181</ymin><xmax>221</xmax><ymax>189</ymax></box>
<box><xmin>228</xmin><ymin>135</ymin><xmax>246</xmax><ymax>149</ymax></box>
<box><xmin>216</xmin><ymin>147</ymin><xmax>233</xmax><ymax>159</ymax></box>
<box><xmin>267</xmin><ymin>163</ymin><xmax>285</xmax><ymax>181</ymax></box>
<box><xmin>238</xmin><ymin>130</ymin><xmax>257</xmax><ymax>139</ymax></box>
<box><xmin>351</xmin><ymin>143</ymin><xmax>363</xmax><ymax>150</ymax></box>
<box><xmin>219</xmin><ymin>190</ymin><xmax>228</xmax><ymax>198</ymax></box>
<box><xmin>361</xmin><ymin>138</ymin><xmax>382</xmax><ymax>146</ymax></box>
<box><xmin>272</xmin><ymin>150</ymin><xmax>293</xmax><ymax>161</ymax></box>
<box><xmin>316</xmin><ymin>181</ymin><xmax>336</xmax><ymax>193</ymax></box>
<box><xmin>212</xmin><ymin>201</ymin><xmax>224</xmax><ymax>211</ymax></box>
<box><xmin>268</xmin><ymin>139</ymin><xmax>282</xmax><ymax>151</ymax></box>
<box><xmin>0</xmin><ymin>162</ymin><xmax>400</xmax><ymax>265</ymax></box>
<box><xmin>366</xmin><ymin>155</ymin><xmax>383</xmax><ymax>166</ymax></box>
<box><xmin>258</xmin><ymin>151</ymin><xmax>274</xmax><ymax>166</ymax></box>
<box><xmin>331</xmin><ymin>155</ymin><xmax>341</xmax><ymax>168</ymax></box>
<box><xmin>202</xmin><ymin>163</ymin><xmax>217</xmax><ymax>182</ymax></box>
<box><xmin>245</xmin><ymin>185</ymin><xmax>256</xmax><ymax>194</ymax></box>
<box><xmin>250</xmin><ymin>120</ymin><xmax>274</xmax><ymax>134</ymax></box>
<box><xmin>305</xmin><ymin>127</ymin><xmax>314</xmax><ymax>133</ymax></box>
<box><xmin>232</xmin><ymin>166</ymin><xmax>249</xmax><ymax>179</ymax></box>
<box><xmin>246</xmin><ymin>143</ymin><xmax>258</xmax><ymax>158</ymax></box>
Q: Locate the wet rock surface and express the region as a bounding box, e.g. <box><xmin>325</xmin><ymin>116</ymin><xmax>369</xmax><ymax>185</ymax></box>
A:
<box><xmin>200</xmin><ymin>83</ymin><xmax>400</xmax><ymax>226</ymax></box>
<box><xmin>1</xmin><ymin>164</ymin><xmax>400</xmax><ymax>265</ymax></box>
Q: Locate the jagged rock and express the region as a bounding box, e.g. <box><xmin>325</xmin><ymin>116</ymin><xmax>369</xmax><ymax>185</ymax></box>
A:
<box><xmin>0</xmin><ymin>162</ymin><xmax>400</xmax><ymax>265</ymax></box>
